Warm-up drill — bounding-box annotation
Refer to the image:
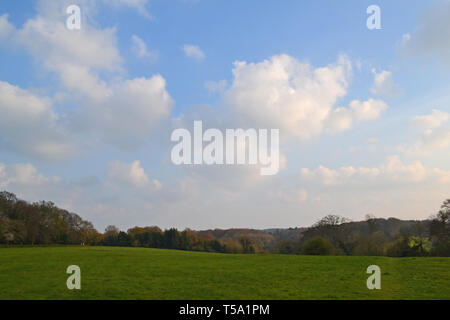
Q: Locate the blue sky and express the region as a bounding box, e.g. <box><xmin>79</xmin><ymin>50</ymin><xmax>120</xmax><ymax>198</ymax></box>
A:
<box><xmin>0</xmin><ymin>0</ymin><xmax>449</xmax><ymax>231</ymax></box>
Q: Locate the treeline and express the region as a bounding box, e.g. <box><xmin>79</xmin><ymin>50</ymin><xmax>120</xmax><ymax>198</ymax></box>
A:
<box><xmin>272</xmin><ymin>205</ymin><xmax>449</xmax><ymax>257</ymax></box>
<box><xmin>0</xmin><ymin>191</ymin><xmax>448</xmax><ymax>256</ymax></box>
<box><xmin>102</xmin><ymin>226</ymin><xmax>256</xmax><ymax>253</ymax></box>
<box><xmin>0</xmin><ymin>191</ymin><xmax>99</xmax><ymax>245</ymax></box>
<box><xmin>0</xmin><ymin>191</ymin><xmax>258</xmax><ymax>253</ymax></box>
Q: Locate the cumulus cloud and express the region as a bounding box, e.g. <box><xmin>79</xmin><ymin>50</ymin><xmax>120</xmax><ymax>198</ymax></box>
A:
<box><xmin>224</xmin><ymin>54</ymin><xmax>352</xmax><ymax>140</ymax></box>
<box><xmin>131</xmin><ymin>35</ymin><xmax>158</xmax><ymax>61</ymax></box>
<box><xmin>299</xmin><ymin>155</ymin><xmax>450</xmax><ymax>186</ymax></box>
<box><xmin>0</xmin><ymin>14</ymin><xmax>13</xmax><ymax>40</ymax></box>
<box><xmin>400</xmin><ymin>109</ymin><xmax>450</xmax><ymax>157</ymax></box>
<box><xmin>8</xmin><ymin>12</ymin><xmax>121</xmax><ymax>100</ymax></box>
<box><xmin>0</xmin><ymin>1</ymin><xmax>173</xmax><ymax>154</ymax></box>
<box><xmin>74</xmin><ymin>76</ymin><xmax>173</xmax><ymax>148</ymax></box>
<box><xmin>0</xmin><ymin>81</ymin><xmax>74</xmax><ymax>160</ymax></box>
<box><xmin>370</xmin><ymin>69</ymin><xmax>403</xmax><ymax>98</ymax></box>
<box><xmin>402</xmin><ymin>0</ymin><xmax>450</xmax><ymax>67</ymax></box>
<box><xmin>420</xmin><ymin>125</ymin><xmax>450</xmax><ymax>149</ymax></box>
<box><xmin>223</xmin><ymin>54</ymin><xmax>386</xmax><ymax>139</ymax></box>
<box><xmin>301</xmin><ymin>164</ymin><xmax>381</xmax><ymax>186</ymax></box>
<box><xmin>182</xmin><ymin>44</ymin><xmax>205</xmax><ymax>60</ymax></box>
<box><xmin>0</xmin><ymin>163</ymin><xmax>60</xmax><ymax>189</ymax></box>
<box><xmin>326</xmin><ymin>99</ymin><xmax>388</xmax><ymax>133</ymax></box>
<box><xmin>107</xmin><ymin>160</ymin><xmax>161</xmax><ymax>189</ymax></box>
<box><xmin>412</xmin><ymin>109</ymin><xmax>449</xmax><ymax>129</ymax></box>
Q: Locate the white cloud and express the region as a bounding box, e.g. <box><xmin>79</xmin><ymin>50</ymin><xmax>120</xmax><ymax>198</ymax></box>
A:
<box><xmin>16</xmin><ymin>14</ymin><xmax>121</xmax><ymax>70</ymax></box>
<box><xmin>224</xmin><ymin>54</ymin><xmax>352</xmax><ymax>140</ymax></box>
<box><xmin>131</xmin><ymin>34</ymin><xmax>158</xmax><ymax>61</ymax></box>
<box><xmin>382</xmin><ymin>156</ymin><xmax>427</xmax><ymax>183</ymax></box>
<box><xmin>412</xmin><ymin>109</ymin><xmax>449</xmax><ymax>129</ymax></box>
<box><xmin>57</xmin><ymin>64</ymin><xmax>111</xmax><ymax>101</ymax></box>
<box><xmin>4</xmin><ymin>10</ymin><xmax>121</xmax><ymax>100</ymax></box>
<box><xmin>182</xmin><ymin>44</ymin><xmax>205</xmax><ymax>60</ymax></box>
<box><xmin>420</xmin><ymin>125</ymin><xmax>450</xmax><ymax>149</ymax></box>
<box><xmin>326</xmin><ymin>107</ymin><xmax>354</xmax><ymax>133</ymax></box>
<box><xmin>107</xmin><ymin>160</ymin><xmax>161</xmax><ymax>189</ymax></box>
<box><xmin>299</xmin><ymin>155</ymin><xmax>448</xmax><ymax>186</ymax></box>
<box><xmin>198</xmin><ymin>54</ymin><xmax>387</xmax><ymax>141</ymax></box>
<box><xmin>401</xmin><ymin>109</ymin><xmax>450</xmax><ymax>157</ymax></box>
<box><xmin>349</xmin><ymin>99</ymin><xmax>388</xmax><ymax>121</ymax></box>
<box><xmin>0</xmin><ymin>81</ymin><xmax>74</xmax><ymax>160</ymax></box>
<box><xmin>0</xmin><ymin>2</ymin><xmax>173</xmax><ymax>154</ymax></box>
<box><xmin>0</xmin><ymin>163</ymin><xmax>59</xmax><ymax>189</ymax></box>
<box><xmin>74</xmin><ymin>76</ymin><xmax>173</xmax><ymax>148</ymax></box>
<box><xmin>371</xmin><ymin>69</ymin><xmax>403</xmax><ymax>98</ymax></box>
<box><xmin>326</xmin><ymin>99</ymin><xmax>388</xmax><ymax>133</ymax></box>
<box><xmin>0</xmin><ymin>14</ymin><xmax>13</xmax><ymax>40</ymax></box>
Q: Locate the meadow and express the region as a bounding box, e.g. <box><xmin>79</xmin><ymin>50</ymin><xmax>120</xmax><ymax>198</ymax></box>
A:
<box><xmin>0</xmin><ymin>246</ymin><xmax>448</xmax><ymax>300</ymax></box>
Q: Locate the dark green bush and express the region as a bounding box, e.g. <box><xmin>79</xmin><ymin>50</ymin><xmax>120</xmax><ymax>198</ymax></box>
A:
<box><xmin>302</xmin><ymin>237</ymin><xmax>334</xmax><ymax>255</ymax></box>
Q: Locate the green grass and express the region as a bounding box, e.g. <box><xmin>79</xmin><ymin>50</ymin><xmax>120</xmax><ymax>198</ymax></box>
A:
<box><xmin>0</xmin><ymin>246</ymin><xmax>448</xmax><ymax>299</ymax></box>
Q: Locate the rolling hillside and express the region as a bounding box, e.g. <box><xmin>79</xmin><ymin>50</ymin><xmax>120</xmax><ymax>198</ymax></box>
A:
<box><xmin>0</xmin><ymin>246</ymin><xmax>448</xmax><ymax>300</ymax></box>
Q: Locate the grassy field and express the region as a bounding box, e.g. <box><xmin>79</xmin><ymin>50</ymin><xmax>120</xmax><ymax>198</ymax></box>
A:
<box><xmin>0</xmin><ymin>246</ymin><xmax>448</xmax><ymax>300</ymax></box>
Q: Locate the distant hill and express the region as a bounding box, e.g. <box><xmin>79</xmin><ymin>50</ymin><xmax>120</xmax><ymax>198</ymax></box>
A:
<box><xmin>326</xmin><ymin>218</ymin><xmax>431</xmax><ymax>240</ymax></box>
<box><xmin>262</xmin><ymin>227</ymin><xmax>308</xmax><ymax>242</ymax></box>
<box><xmin>197</xmin><ymin>228</ymin><xmax>276</xmax><ymax>250</ymax></box>
<box><xmin>199</xmin><ymin>218</ymin><xmax>431</xmax><ymax>244</ymax></box>
<box><xmin>3</xmin><ymin>190</ymin><xmax>446</xmax><ymax>256</ymax></box>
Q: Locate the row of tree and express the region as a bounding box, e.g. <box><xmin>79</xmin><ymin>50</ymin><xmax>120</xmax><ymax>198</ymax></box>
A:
<box><xmin>0</xmin><ymin>192</ymin><xmax>98</xmax><ymax>245</ymax></box>
<box><xmin>102</xmin><ymin>225</ymin><xmax>259</xmax><ymax>253</ymax></box>
<box><xmin>274</xmin><ymin>202</ymin><xmax>449</xmax><ymax>257</ymax></box>
<box><xmin>0</xmin><ymin>191</ymin><xmax>448</xmax><ymax>256</ymax></box>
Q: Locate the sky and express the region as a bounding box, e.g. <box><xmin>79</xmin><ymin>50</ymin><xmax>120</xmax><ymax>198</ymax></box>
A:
<box><xmin>0</xmin><ymin>0</ymin><xmax>449</xmax><ymax>231</ymax></box>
